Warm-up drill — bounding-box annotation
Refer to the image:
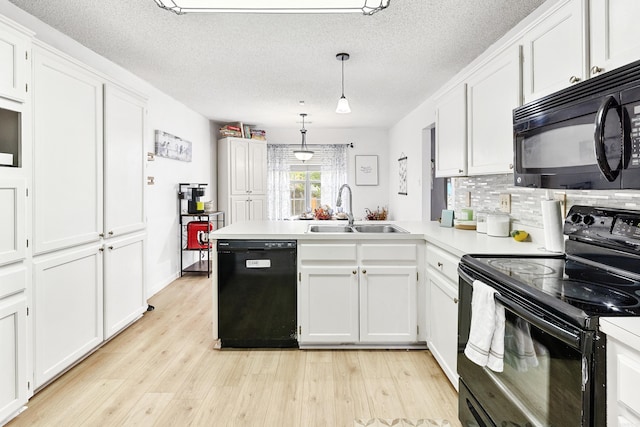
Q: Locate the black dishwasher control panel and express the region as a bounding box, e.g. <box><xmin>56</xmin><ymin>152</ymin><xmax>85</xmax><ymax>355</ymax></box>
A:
<box><xmin>217</xmin><ymin>240</ymin><xmax>296</xmax><ymax>251</ymax></box>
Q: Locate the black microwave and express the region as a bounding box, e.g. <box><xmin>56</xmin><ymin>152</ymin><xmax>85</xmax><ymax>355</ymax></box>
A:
<box><xmin>513</xmin><ymin>60</ymin><xmax>640</xmax><ymax>189</ymax></box>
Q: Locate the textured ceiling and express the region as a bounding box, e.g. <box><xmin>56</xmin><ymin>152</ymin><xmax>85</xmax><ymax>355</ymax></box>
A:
<box><xmin>8</xmin><ymin>0</ymin><xmax>546</xmax><ymax>129</ymax></box>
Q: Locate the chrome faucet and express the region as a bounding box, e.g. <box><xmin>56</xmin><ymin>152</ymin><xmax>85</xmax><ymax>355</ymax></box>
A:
<box><xmin>336</xmin><ymin>184</ymin><xmax>354</xmax><ymax>226</ymax></box>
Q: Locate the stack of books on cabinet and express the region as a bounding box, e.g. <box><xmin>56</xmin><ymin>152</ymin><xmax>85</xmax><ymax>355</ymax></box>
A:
<box><xmin>219</xmin><ymin>122</ymin><xmax>266</xmax><ymax>140</ymax></box>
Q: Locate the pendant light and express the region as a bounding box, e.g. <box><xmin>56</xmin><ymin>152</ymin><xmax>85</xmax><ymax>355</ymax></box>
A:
<box><xmin>294</xmin><ymin>113</ymin><xmax>314</xmax><ymax>162</ymax></box>
<box><xmin>336</xmin><ymin>53</ymin><xmax>351</xmax><ymax>114</ymax></box>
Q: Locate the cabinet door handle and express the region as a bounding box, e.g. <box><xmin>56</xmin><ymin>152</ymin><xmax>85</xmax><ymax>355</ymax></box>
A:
<box><xmin>569</xmin><ymin>75</ymin><xmax>580</xmax><ymax>84</ymax></box>
<box><xmin>591</xmin><ymin>65</ymin><xmax>603</xmax><ymax>75</ymax></box>
<box><xmin>362</xmin><ymin>269</ymin><xmax>367</xmax><ymax>274</ymax></box>
<box><xmin>99</xmin><ymin>247</ymin><xmax>104</xmax><ymax>252</ymax></box>
<box><xmin>458</xmin><ymin>169</ymin><xmax>463</xmax><ymax>173</ymax></box>
<box><xmin>454</xmin><ymin>298</ymin><xmax>459</xmax><ymax>304</ymax></box>
<box><xmin>437</xmin><ymin>262</ymin><xmax>443</xmax><ymax>267</ymax></box>
<box><xmin>352</xmin><ymin>270</ymin><xmax>357</xmax><ymax>275</ymax></box>
<box><xmin>99</xmin><ymin>233</ymin><xmax>104</xmax><ymax>238</ymax></box>
<box><xmin>509</xmin><ymin>163</ymin><xmax>513</xmax><ymax>170</ymax></box>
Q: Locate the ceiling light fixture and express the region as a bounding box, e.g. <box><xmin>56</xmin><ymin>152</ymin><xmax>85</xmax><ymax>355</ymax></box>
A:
<box><xmin>153</xmin><ymin>0</ymin><xmax>390</xmax><ymax>15</ymax></box>
<box><xmin>294</xmin><ymin>113</ymin><xmax>313</xmax><ymax>162</ymax></box>
<box><xmin>336</xmin><ymin>53</ymin><xmax>351</xmax><ymax>114</ymax></box>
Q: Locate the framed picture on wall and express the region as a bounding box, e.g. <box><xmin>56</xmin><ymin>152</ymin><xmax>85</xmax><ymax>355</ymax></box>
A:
<box><xmin>355</xmin><ymin>155</ymin><xmax>378</xmax><ymax>186</ymax></box>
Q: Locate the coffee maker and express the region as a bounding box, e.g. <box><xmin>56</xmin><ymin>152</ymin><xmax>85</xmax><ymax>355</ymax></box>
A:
<box><xmin>179</xmin><ymin>183</ymin><xmax>207</xmax><ymax>214</ymax></box>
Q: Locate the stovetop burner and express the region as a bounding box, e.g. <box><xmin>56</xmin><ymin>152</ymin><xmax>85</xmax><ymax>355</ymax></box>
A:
<box><xmin>530</xmin><ymin>277</ymin><xmax>640</xmax><ymax>311</ymax></box>
<box><xmin>487</xmin><ymin>258</ymin><xmax>557</xmax><ymax>276</ymax></box>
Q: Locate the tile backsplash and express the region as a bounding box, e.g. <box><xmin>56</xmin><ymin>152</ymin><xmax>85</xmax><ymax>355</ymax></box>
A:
<box><xmin>451</xmin><ymin>174</ymin><xmax>640</xmax><ymax>228</ymax></box>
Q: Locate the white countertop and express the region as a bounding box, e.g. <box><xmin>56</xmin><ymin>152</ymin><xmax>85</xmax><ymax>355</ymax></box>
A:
<box><xmin>600</xmin><ymin>317</ymin><xmax>640</xmax><ymax>347</ymax></box>
<box><xmin>210</xmin><ymin>220</ymin><xmax>552</xmax><ymax>257</ymax></box>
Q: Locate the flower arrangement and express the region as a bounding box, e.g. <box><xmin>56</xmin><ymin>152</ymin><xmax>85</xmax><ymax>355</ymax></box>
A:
<box><xmin>365</xmin><ymin>206</ymin><xmax>388</xmax><ymax>221</ymax></box>
<box><xmin>313</xmin><ymin>205</ymin><xmax>333</xmax><ymax>220</ymax></box>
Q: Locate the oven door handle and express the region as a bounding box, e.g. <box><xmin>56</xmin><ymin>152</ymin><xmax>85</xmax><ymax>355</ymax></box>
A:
<box><xmin>494</xmin><ymin>293</ymin><xmax>581</xmax><ymax>348</ymax></box>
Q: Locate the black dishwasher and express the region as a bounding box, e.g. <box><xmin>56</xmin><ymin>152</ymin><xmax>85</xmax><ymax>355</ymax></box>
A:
<box><xmin>217</xmin><ymin>240</ymin><xmax>297</xmax><ymax>348</ymax></box>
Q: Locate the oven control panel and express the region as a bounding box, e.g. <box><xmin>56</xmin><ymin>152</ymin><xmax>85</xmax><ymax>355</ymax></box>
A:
<box><xmin>564</xmin><ymin>205</ymin><xmax>640</xmax><ymax>248</ymax></box>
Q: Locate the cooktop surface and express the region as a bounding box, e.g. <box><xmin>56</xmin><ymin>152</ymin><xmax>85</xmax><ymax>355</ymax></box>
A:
<box><xmin>474</xmin><ymin>256</ymin><xmax>640</xmax><ymax>316</ymax></box>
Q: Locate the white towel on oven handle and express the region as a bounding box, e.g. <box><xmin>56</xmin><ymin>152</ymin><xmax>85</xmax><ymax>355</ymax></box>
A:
<box><xmin>464</xmin><ymin>280</ymin><xmax>505</xmax><ymax>372</ymax></box>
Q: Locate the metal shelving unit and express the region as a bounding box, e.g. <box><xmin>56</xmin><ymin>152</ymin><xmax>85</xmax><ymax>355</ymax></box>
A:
<box><xmin>179</xmin><ymin>211</ymin><xmax>225</xmax><ymax>278</ymax></box>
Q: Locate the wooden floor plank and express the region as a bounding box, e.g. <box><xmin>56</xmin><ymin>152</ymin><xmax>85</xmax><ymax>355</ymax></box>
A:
<box><xmin>7</xmin><ymin>275</ymin><xmax>461</xmax><ymax>427</ymax></box>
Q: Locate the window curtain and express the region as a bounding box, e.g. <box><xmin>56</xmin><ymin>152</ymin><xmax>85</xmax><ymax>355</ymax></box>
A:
<box><xmin>267</xmin><ymin>144</ymin><xmax>291</xmax><ymax>220</ymax></box>
<box><xmin>320</xmin><ymin>144</ymin><xmax>348</xmax><ymax>211</ymax></box>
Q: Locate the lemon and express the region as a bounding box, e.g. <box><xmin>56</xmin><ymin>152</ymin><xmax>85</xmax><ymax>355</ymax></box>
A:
<box><xmin>511</xmin><ymin>230</ymin><xmax>529</xmax><ymax>242</ymax></box>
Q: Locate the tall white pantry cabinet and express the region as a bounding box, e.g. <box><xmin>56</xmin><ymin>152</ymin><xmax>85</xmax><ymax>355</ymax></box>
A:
<box><xmin>0</xmin><ymin>11</ymin><xmax>148</xmax><ymax>424</ymax></box>
<box><xmin>217</xmin><ymin>137</ymin><xmax>267</xmax><ymax>224</ymax></box>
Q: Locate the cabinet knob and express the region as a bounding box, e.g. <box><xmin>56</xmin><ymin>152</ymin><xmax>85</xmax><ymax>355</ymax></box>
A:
<box><xmin>458</xmin><ymin>169</ymin><xmax>463</xmax><ymax>173</ymax></box>
<box><xmin>362</xmin><ymin>269</ymin><xmax>367</xmax><ymax>274</ymax></box>
<box><xmin>437</xmin><ymin>262</ymin><xmax>443</xmax><ymax>267</ymax></box>
<box><xmin>454</xmin><ymin>298</ymin><xmax>459</xmax><ymax>304</ymax></box>
<box><xmin>569</xmin><ymin>75</ymin><xmax>580</xmax><ymax>84</ymax></box>
<box><xmin>108</xmin><ymin>231</ymin><xmax>114</xmax><ymax>236</ymax></box>
<box><xmin>352</xmin><ymin>270</ymin><xmax>357</xmax><ymax>275</ymax></box>
<box><xmin>591</xmin><ymin>65</ymin><xmax>603</xmax><ymax>75</ymax></box>
<box><xmin>509</xmin><ymin>163</ymin><xmax>513</xmax><ymax>170</ymax></box>
<box><xmin>108</xmin><ymin>246</ymin><xmax>114</xmax><ymax>250</ymax></box>
<box><xmin>99</xmin><ymin>247</ymin><xmax>104</xmax><ymax>252</ymax></box>
<box><xmin>99</xmin><ymin>233</ymin><xmax>104</xmax><ymax>238</ymax></box>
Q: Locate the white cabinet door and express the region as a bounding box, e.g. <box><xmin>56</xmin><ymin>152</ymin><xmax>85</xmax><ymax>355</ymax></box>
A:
<box><xmin>248</xmin><ymin>140</ymin><xmax>267</xmax><ymax>195</ymax></box>
<box><xmin>0</xmin><ymin>178</ymin><xmax>25</xmax><ymax>267</ymax></box>
<box><xmin>359</xmin><ymin>266</ymin><xmax>417</xmax><ymax>343</ymax></box>
<box><xmin>0</xmin><ymin>291</ymin><xmax>27</xmax><ymax>424</ymax></box>
<box><xmin>104</xmin><ymin>84</ymin><xmax>146</xmax><ymax>237</ymax></box>
<box><xmin>103</xmin><ymin>233</ymin><xmax>146</xmax><ymax>339</ymax></box>
<box><xmin>0</xmin><ymin>22</ymin><xmax>29</xmax><ymax>103</ymax></box>
<box><xmin>298</xmin><ymin>266</ymin><xmax>359</xmax><ymax>344</ymax></box>
<box><xmin>427</xmin><ymin>269</ymin><xmax>459</xmax><ymax>390</ymax></box>
<box><xmin>230</xmin><ymin>196</ymin><xmax>249</xmax><ymax>223</ymax></box>
<box><xmin>522</xmin><ymin>0</ymin><xmax>588</xmax><ymax>103</ymax></box>
<box><xmin>32</xmin><ymin>47</ymin><xmax>104</xmax><ymax>255</ymax></box>
<box><xmin>230</xmin><ymin>139</ymin><xmax>249</xmax><ymax>195</ymax></box>
<box><xmin>590</xmin><ymin>0</ymin><xmax>640</xmax><ymax>77</ymax></box>
<box><xmin>249</xmin><ymin>196</ymin><xmax>266</xmax><ymax>221</ymax></box>
<box><xmin>33</xmin><ymin>245</ymin><xmax>103</xmax><ymax>387</ymax></box>
<box><xmin>435</xmin><ymin>84</ymin><xmax>467</xmax><ymax>177</ymax></box>
<box><xmin>467</xmin><ymin>46</ymin><xmax>521</xmax><ymax>175</ymax></box>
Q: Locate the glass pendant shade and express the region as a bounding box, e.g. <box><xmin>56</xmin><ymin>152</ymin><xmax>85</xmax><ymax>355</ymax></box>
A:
<box><xmin>336</xmin><ymin>95</ymin><xmax>351</xmax><ymax>114</ymax></box>
<box><xmin>294</xmin><ymin>114</ymin><xmax>313</xmax><ymax>161</ymax></box>
<box><xmin>154</xmin><ymin>0</ymin><xmax>390</xmax><ymax>15</ymax></box>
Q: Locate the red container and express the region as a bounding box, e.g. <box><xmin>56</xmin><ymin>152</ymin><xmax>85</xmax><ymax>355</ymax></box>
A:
<box><xmin>187</xmin><ymin>221</ymin><xmax>212</xmax><ymax>249</ymax></box>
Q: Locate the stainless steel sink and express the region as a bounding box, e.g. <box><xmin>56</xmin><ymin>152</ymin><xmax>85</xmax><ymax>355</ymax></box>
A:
<box><xmin>353</xmin><ymin>224</ymin><xmax>408</xmax><ymax>233</ymax></box>
<box><xmin>307</xmin><ymin>225</ymin><xmax>354</xmax><ymax>233</ymax></box>
<box><xmin>306</xmin><ymin>224</ymin><xmax>408</xmax><ymax>233</ymax></box>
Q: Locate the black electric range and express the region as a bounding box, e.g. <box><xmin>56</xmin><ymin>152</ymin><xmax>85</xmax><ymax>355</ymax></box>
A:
<box><xmin>457</xmin><ymin>205</ymin><xmax>640</xmax><ymax>427</ymax></box>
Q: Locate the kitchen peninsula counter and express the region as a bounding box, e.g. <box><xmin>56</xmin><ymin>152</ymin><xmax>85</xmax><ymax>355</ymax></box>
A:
<box><xmin>210</xmin><ymin>220</ymin><xmax>550</xmax><ymax>256</ymax></box>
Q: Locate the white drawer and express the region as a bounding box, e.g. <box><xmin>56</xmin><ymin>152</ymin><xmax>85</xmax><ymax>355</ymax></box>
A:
<box><xmin>427</xmin><ymin>244</ymin><xmax>460</xmax><ymax>283</ymax></box>
<box><xmin>0</xmin><ymin>263</ymin><xmax>27</xmax><ymax>299</ymax></box>
<box><xmin>360</xmin><ymin>244</ymin><xmax>417</xmax><ymax>262</ymax></box>
<box><xmin>299</xmin><ymin>243</ymin><xmax>357</xmax><ymax>262</ymax></box>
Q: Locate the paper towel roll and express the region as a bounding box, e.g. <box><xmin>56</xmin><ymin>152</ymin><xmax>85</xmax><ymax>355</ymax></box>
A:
<box><xmin>541</xmin><ymin>200</ymin><xmax>564</xmax><ymax>253</ymax></box>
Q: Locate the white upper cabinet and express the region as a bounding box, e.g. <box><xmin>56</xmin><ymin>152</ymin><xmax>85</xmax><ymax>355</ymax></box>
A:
<box><xmin>435</xmin><ymin>84</ymin><xmax>467</xmax><ymax>177</ymax></box>
<box><xmin>0</xmin><ymin>17</ymin><xmax>31</xmax><ymax>103</ymax></box>
<box><xmin>104</xmin><ymin>84</ymin><xmax>146</xmax><ymax>237</ymax></box>
<box><xmin>32</xmin><ymin>47</ymin><xmax>104</xmax><ymax>255</ymax></box>
<box><xmin>467</xmin><ymin>45</ymin><xmax>522</xmax><ymax>175</ymax></box>
<box><xmin>0</xmin><ymin>178</ymin><xmax>25</xmax><ymax>267</ymax></box>
<box><xmin>522</xmin><ymin>0</ymin><xmax>588</xmax><ymax>103</ymax></box>
<box><xmin>589</xmin><ymin>0</ymin><xmax>640</xmax><ymax>77</ymax></box>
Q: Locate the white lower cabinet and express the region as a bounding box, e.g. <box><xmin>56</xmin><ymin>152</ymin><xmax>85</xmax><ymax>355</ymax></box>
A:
<box><xmin>0</xmin><ymin>265</ymin><xmax>27</xmax><ymax>426</ymax></box>
<box><xmin>103</xmin><ymin>233</ymin><xmax>146</xmax><ymax>339</ymax></box>
<box><xmin>299</xmin><ymin>265</ymin><xmax>359</xmax><ymax>344</ymax></box>
<box><xmin>230</xmin><ymin>195</ymin><xmax>266</xmax><ymax>223</ymax></box>
<box><xmin>360</xmin><ymin>265</ymin><xmax>417</xmax><ymax>343</ymax></box>
<box><xmin>426</xmin><ymin>243</ymin><xmax>461</xmax><ymax>390</ymax></box>
<box><xmin>33</xmin><ymin>245</ymin><xmax>103</xmax><ymax>388</ymax></box>
<box><xmin>298</xmin><ymin>241</ymin><xmax>421</xmax><ymax>347</ymax></box>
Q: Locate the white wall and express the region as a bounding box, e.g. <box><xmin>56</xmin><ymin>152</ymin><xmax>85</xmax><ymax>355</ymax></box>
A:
<box><xmin>0</xmin><ymin>0</ymin><xmax>215</xmax><ymax>297</ymax></box>
<box><xmin>265</xmin><ymin>127</ymin><xmax>389</xmax><ymax>220</ymax></box>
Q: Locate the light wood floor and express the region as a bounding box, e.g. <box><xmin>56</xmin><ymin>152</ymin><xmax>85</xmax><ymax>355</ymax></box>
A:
<box><xmin>8</xmin><ymin>275</ymin><xmax>461</xmax><ymax>427</ymax></box>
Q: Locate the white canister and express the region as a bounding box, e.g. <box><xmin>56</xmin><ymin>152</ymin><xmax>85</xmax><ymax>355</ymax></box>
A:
<box><xmin>486</xmin><ymin>214</ymin><xmax>510</xmax><ymax>237</ymax></box>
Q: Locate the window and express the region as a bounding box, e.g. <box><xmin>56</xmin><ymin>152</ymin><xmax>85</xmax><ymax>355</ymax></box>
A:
<box><xmin>289</xmin><ymin>166</ymin><xmax>321</xmax><ymax>216</ymax></box>
<box><xmin>267</xmin><ymin>144</ymin><xmax>347</xmax><ymax>220</ymax></box>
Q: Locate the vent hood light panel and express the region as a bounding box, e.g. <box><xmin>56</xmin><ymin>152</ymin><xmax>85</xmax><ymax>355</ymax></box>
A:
<box><xmin>154</xmin><ymin>0</ymin><xmax>390</xmax><ymax>14</ymax></box>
